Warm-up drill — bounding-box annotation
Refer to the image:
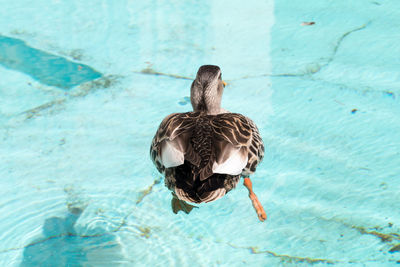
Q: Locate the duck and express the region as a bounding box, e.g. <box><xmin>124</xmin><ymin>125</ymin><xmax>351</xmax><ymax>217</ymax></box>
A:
<box><xmin>150</xmin><ymin>65</ymin><xmax>266</xmax><ymax>221</ymax></box>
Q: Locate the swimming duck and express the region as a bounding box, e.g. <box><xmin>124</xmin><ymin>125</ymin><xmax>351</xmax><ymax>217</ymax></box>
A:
<box><xmin>150</xmin><ymin>65</ymin><xmax>266</xmax><ymax>221</ymax></box>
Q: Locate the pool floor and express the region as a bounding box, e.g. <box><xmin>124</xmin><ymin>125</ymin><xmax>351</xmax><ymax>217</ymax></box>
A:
<box><xmin>0</xmin><ymin>0</ymin><xmax>400</xmax><ymax>266</ymax></box>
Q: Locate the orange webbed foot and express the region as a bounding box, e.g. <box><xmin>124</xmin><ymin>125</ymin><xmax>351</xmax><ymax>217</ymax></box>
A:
<box><xmin>171</xmin><ymin>193</ymin><xmax>197</xmax><ymax>214</ymax></box>
<box><xmin>243</xmin><ymin>177</ymin><xmax>267</xmax><ymax>222</ymax></box>
<box><xmin>249</xmin><ymin>193</ymin><xmax>267</xmax><ymax>221</ymax></box>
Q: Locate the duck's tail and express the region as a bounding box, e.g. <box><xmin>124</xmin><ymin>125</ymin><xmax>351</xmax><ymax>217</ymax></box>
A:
<box><xmin>173</xmin><ymin>160</ymin><xmax>240</xmax><ymax>204</ymax></box>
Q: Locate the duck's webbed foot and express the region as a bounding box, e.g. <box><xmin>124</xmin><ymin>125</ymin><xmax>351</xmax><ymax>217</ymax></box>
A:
<box><xmin>243</xmin><ymin>177</ymin><xmax>267</xmax><ymax>222</ymax></box>
<box><xmin>171</xmin><ymin>192</ymin><xmax>198</xmax><ymax>214</ymax></box>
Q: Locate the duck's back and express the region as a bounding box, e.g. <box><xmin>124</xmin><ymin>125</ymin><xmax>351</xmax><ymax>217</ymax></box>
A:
<box><xmin>150</xmin><ymin>111</ymin><xmax>264</xmax><ymax>203</ymax></box>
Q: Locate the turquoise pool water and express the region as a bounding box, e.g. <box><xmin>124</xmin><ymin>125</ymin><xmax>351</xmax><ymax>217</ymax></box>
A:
<box><xmin>1</xmin><ymin>0</ymin><xmax>399</xmax><ymax>266</ymax></box>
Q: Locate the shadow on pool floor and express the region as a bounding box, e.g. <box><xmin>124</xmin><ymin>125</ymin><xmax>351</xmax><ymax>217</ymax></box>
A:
<box><xmin>19</xmin><ymin>207</ymin><xmax>125</xmax><ymax>267</ymax></box>
<box><xmin>0</xmin><ymin>35</ymin><xmax>102</xmax><ymax>90</ymax></box>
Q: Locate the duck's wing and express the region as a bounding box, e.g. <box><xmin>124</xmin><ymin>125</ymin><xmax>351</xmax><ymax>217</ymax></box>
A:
<box><xmin>211</xmin><ymin>113</ymin><xmax>264</xmax><ymax>177</ymax></box>
<box><xmin>150</xmin><ymin>112</ymin><xmax>201</xmax><ymax>174</ymax></box>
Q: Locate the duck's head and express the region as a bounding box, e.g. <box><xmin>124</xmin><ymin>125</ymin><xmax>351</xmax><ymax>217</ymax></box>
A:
<box><xmin>190</xmin><ymin>65</ymin><xmax>227</xmax><ymax>115</ymax></box>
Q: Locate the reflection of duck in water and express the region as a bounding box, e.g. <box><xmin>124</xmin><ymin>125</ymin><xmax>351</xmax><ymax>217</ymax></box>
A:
<box><xmin>20</xmin><ymin>207</ymin><xmax>124</xmax><ymax>266</ymax></box>
<box><xmin>150</xmin><ymin>65</ymin><xmax>266</xmax><ymax>221</ymax></box>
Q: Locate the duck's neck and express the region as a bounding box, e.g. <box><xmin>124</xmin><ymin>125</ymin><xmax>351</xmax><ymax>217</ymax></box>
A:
<box><xmin>191</xmin><ymin>89</ymin><xmax>226</xmax><ymax>115</ymax></box>
<box><xmin>206</xmin><ymin>107</ymin><xmax>223</xmax><ymax>115</ymax></box>
<box><xmin>198</xmin><ymin>107</ymin><xmax>228</xmax><ymax>115</ymax></box>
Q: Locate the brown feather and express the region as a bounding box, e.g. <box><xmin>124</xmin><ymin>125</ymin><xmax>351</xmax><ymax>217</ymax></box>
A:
<box><xmin>150</xmin><ymin>111</ymin><xmax>264</xmax><ymax>203</ymax></box>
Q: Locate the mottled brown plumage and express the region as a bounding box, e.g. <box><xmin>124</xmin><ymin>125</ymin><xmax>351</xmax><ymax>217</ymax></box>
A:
<box><xmin>150</xmin><ymin>111</ymin><xmax>264</xmax><ymax>202</ymax></box>
<box><xmin>149</xmin><ymin>65</ymin><xmax>266</xmax><ymax>220</ymax></box>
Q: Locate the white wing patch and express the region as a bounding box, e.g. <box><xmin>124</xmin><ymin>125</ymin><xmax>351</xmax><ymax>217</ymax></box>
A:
<box><xmin>212</xmin><ymin>146</ymin><xmax>248</xmax><ymax>175</ymax></box>
<box><xmin>161</xmin><ymin>140</ymin><xmax>184</xmax><ymax>168</ymax></box>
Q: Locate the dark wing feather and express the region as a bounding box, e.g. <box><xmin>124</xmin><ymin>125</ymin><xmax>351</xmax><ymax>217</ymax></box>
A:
<box><xmin>241</xmin><ymin>117</ymin><xmax>264</xmax><ymax>176</ymax></box>
<box><xmin>211</xmin><ymin>113</ymin><xmax>264</xmax><ymax>177</ymax></box>
<box><xmin>150</xmin><ymin>112</ymin><xmax>201</xmax><ymax>174</ymax></box>
<box><xmin>150</xmin><ymin>112</ymin><xmax>264</xmax><ymax>186</ymax></box>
